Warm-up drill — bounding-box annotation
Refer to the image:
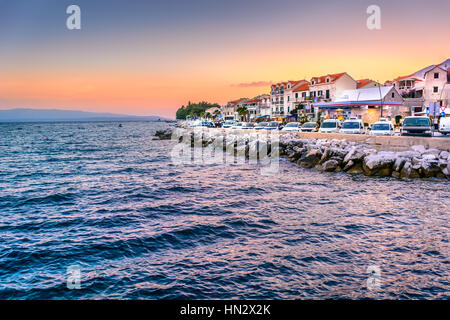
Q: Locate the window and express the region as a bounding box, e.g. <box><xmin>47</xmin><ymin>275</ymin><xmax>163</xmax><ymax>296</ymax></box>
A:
<box><xmin>318</xmin><ymin>90</ymin><xmax>323</xmax><ymax>96</ymax></box>
<box><xmin>392</xmin><ymin>92</ymin><xmax>395</xmax><ymax>98</ymax></box>
<box><xmin>295</xmin><ymin>93</ymin><xmax>298</xmax><ymax>99</ymax></box>
<box><xmin>287</xmin><ymin>107</ymin><xmax>290</xmax><ymax>112</ymax></box>
<box><xmin>288</xmin><ymin>96</ymin><xmax>290</xmax><ymax>102</ymax></box>
<box><xmin>311</xmin><ymin>81</ymin><xmax>315</xmax><ymax>85</ymax></box>
<box><xmin>434</xmin><ymin>87</ymin><xmax>439</xmax><ymax>93</ymax></box>
<box><xmin>302</xmin><ymin>92</ymin><xmax>306</xmax><ymax>98</ymax></box>
<box><xmin>326</xmin><ymin>78</ymin><xmax>330</xmax><ymax>83</ymax></box>
<box><xmin>326</xmin><ymin>90</ymin><xmax>330</xmax><ymax>99</ymax></box>
<box><xmin>434</xmin><ymin>73</ymin><xmax>439</xmax><ymax>79</ymax></box>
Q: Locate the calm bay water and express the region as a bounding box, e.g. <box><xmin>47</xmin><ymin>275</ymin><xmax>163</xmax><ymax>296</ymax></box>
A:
<box><xmin>0</xmin><ymin>121</ymin><xmax>448</xmax><ymax>299</ymax></box>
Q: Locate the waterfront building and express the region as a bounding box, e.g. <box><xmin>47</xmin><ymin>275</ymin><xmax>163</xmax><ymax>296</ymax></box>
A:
<box><xmin>312</xmin><ymin>86</ymin><xmax>405</xmax><ymax>124</ymax></box>
<box><xmin>270</xmin><ymin>80</ymin><xmax>309</xmax><ymax>120</ymax></box>
<box><xmin>222</xmin><ymin>98</ymin><xmax>248</xmax><ymax>121</ymax></box>
<box><xmin>308</xmin><ymin>72</ymin><xmax>357</xmax><ymax>104</ymax></box>
<box><xmin>390</xmin><ymin>58</ymin><xmax>450</xmax><ymax>113</ymax></box>
<box><xmin>292</xmin><ymin>81</ymin><xmax>311</xmax><ymax>115</ymax></box>
<box><xmin>241</xmin><ymin>94</ymin><xmax>271</xmax><ymax>120</ymax></box>
<box><xmin>422</xmin><ymin>65</ymin><xmax>450</xmax><ymax>108</ymax></box>
<box><xmin>205</xmin><ymin>107</ymin><xmax>220</xmax><ymax>118</ymax></box>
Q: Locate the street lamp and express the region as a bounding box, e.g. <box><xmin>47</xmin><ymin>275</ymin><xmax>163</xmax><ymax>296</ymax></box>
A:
<box><xmin>377</xmin><ymin>81</ymin><xmax>384</xmax><ymax>118</ymax></box>
<box><xmin>439</xmin><ymin>82</ymin><xmax>448</xmax><ymax>107</ymax></box>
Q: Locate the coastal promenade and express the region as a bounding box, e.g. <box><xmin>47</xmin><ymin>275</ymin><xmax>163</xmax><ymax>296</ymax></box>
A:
<box><xmin>209</xmin><ymin>129</ymin><xmax>450</xmax><ymax>152</ymax></box>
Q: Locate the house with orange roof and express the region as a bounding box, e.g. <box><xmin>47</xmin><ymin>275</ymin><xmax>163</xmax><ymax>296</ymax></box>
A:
<box><xmin>292</xmin><ymin>81</ymin><xmax>311</xmax><ymax>114</ymax></box>
<box><xmin>389</xmin><ymin>58</ymin><xmax>450</xmax><ymax>113</ymax></box>
<box><xmin>205</xmin><ymin>107</ymin><xmax>220</xmax><ymax>117</ymax></box>
<box><xmin>222</xmin><ymin>98</ymin><xmax>248</xmax><ymax>121</ymax></box>
<box><xmin>308</xmin><ymin>72</ymin><xmax>357</xmax><ymax>103</ymax></box>
<box><xmin>270</xmin><ymin>80</ymin><xmax>309</xmax><ymax>119</ymax></box>
<box><xmin>356</xmin><ymin>79</ymin><xmax>380</xmax><ymax>89</ymax></box>
<box><xmin>392</xmin><ymin>74</ymin><xmax>423</xmax><ymax>96</ymax></box>
<box><xmin>241</xmin><ymin>94</ymin><xmax>271</xmax><ymax>120</ymax></box>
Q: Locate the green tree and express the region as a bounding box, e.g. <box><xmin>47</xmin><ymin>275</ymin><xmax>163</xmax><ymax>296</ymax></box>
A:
<box><xmin>176</xmin><ymin>101</ymin><xmax>220</xmax><ymax>120</ymax></box>
<box><xmin>236</xmin><ymin>106</ymin><xmax>249</xmax><ymax>122</ymax></box>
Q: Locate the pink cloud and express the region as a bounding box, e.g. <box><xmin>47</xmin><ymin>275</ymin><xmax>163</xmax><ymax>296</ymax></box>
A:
<box><xmin>231</xmin><ymin>81</ymin><xmax>272</xmax><ymax>88</ymax></box>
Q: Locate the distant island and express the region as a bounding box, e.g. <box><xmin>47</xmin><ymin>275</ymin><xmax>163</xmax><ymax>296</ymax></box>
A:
<box><xmin>0</xmin><ymin>108</ymin><xmax>173</xmax><ymax>123</ymax></box>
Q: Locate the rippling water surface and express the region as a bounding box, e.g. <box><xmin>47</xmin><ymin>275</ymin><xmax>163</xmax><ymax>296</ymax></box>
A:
<box><xmin>0</xmin><ymin>122</ymin><xmax>448</xmax><ymax>299</ymax></box>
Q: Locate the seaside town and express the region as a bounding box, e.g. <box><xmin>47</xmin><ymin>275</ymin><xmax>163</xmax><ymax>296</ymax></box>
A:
<box><xmin>165</xmin><ymin>58</ymin><xmax>450</xmax><ymax>180</ymax></box>
<box><xmin>180</xmin><ymin>58</ymin><xmax>450</xmax><ymax>137</ymax></box>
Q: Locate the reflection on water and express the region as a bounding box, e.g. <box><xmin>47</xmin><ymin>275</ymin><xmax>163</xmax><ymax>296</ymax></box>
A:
<box><xmin>0</xmin><ymin>122</ymin><xmax>448</xmax><ymax>299</ymax></box>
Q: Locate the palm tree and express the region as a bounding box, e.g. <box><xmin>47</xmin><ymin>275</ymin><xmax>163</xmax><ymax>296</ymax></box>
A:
<box><xmin>236</xmin><ymin>106</ymin><xmax>249</xmax><ymax>122</ymax></box>
<box><xmin>205</xmin><ymin>112</ymin><xmax>212</xmax><ymax>119</ymax></box>
<box><xmin>213</xmin><ymin>109</ymin><xmax>221</xmax><ymax>119</ymax></box>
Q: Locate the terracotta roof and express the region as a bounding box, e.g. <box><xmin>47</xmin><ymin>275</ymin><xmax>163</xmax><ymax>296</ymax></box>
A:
<box><xmin>293</xmin><ymin>82</ymin><xmax>310</xmax><ymax>92</ymax></box>
<box><xmin>228</xmin><ymin>98</ymin><xmax>248</xmax><ymax>107</ymax></box>
<box><xmin>356</xmin><ymin>79</ymin><xmax>376</xmax><ymax>89</ymax></box>
<box><xmin>245</xmin><ymin>98</ymin><xmax>262</xmax><ymax>104</ymax></box>
<box><xmin>393</xmin><ymin>74</ymin><xmax>422</xmax><ymax>82</ymax></box>
<box><xmin>310</xmin><ymin>72</ymin><xmax>346</xmax><ymax>85</ymax></box>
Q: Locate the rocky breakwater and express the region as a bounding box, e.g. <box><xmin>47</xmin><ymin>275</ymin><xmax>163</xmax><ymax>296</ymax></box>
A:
<box><xmin>166</xmin><ymin>128</ymin><xmax>450</xmax><ymax>179</ymax></box>
<box><xmin>280</xmin><ymin>135</ymin><xmax>450</xmax><ymax>179</ymax></box>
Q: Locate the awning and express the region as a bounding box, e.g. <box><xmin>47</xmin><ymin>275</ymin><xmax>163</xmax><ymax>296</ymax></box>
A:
<box><xmin>312</xmin><ymin>100</ymin><xmax>403</xmax><ymax>109</ymax></box>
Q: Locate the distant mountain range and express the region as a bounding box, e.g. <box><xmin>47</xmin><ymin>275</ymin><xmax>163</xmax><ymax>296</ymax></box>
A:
<box><xmin>0</xmin><ymin>108</ymin><xmax>173</xmax><ymax>122</ymax></box>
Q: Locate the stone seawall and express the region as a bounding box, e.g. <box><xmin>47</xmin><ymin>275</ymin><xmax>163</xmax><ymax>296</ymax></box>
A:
<box><xmin>168</xmin><ymin>128</ymin><xmax>450</xmax><ymax>179</ymax></box>
<box><xmin>211</xmin><ymin>129</ymin><xmax>450</xmax><ymax>152</ymax></box>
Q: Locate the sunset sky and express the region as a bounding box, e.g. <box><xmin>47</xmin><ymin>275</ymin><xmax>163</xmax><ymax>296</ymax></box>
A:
<box><xmin>0</xmin><ymin>0</ymin><xmax>449</xmax><ymax>118</ymax></box>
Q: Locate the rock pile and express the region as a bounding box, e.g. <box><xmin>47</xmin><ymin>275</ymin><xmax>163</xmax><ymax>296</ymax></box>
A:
<box><xmin>280</xmin><ymin>135</ymin><xmax>450</xmax><ymax>179</ymax></box>
<box><xmin>153</xmin><ymin>128</ymin><xmax>173</xmax><ymax>140</ymax></box>
<box><xmin>172</xmin><ymin>129</ymin><xmax>450</xmax><ymax>179</ymax></box>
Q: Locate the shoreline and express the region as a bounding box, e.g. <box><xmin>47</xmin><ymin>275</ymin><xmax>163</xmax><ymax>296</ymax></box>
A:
<box><xmin>162</xmin><ymin>127</ymin><xmax>450</xmax><ymax>180</ymax></box>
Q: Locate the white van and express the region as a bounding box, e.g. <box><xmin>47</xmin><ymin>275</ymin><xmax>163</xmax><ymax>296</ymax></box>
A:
<box><xmin>340</xmin><ymin>119</ymin><xmax>365</xmax><ymax>134</ymax></box>
<box><xmin>369</xmin><ymin>121</ymin><xmax>395</xmax><ymax>136</ymax></box>
<box><xmin>319</xmin><ymin>119</ymin><xmax>340</xmax><ymax>133</ymax></box>
<box><xmin>439</xmin><ymin>117</ymin><xmax>450</xmax><ymax>135</ymax></box>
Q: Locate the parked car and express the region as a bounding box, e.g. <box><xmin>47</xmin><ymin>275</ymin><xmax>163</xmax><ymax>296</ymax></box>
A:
<box><xmin>281</xmin><ymin>122</ymin><xmax>300</xmax><ymax>132</ymax></box>
<box><xmin>254</xmin><ymin>122</ymin><xmax>269</xmax><ymax>130</ymax></box>
<box><xmin>401</xmin><ymin>116</ymin><xmax>432</xmax><ymax>137</ymax></box>
<box><xmin>319</xmin><ymin>119</ymin><xmax>340</xmax><ymax>133</ymax></box>
<box><xmin>369</xmin><ymin>121</ymin><xmax>395</xmax><ymax>136</ymax></box>
<box><xmin>265</xmin><ymin>121</ymin><xmax>282</xmax><ymax>130</ymax></box>
<box><xmin>340</xmin><ymin>119</ymin><xmax>365</xmax><ymax>134</ymax></box>
<box><xmin>222</xmin><ymin>121</ymin><xmax>235</xmax><ymax>129</ymax></box>
<box><xmin>300</xmin><ymin>122</ymin><xmax>318</xmax><ymax>132</ymax></box>
<box><xmin>231</xmin><ymin>122</ymin><xmax>243</xmax><ymax>130</ymax></box>
<box><xmin>439</xmin><ymin>117</ymin><xmax>450</xmax><ymax>135</ymax></box>
<box><xmin>242</xmin><ymin>122</ymin><xmax>255</xmax><ymax>129</ymax></box>
<box><xmin>194</xmin><ymin>121</ymin><xmax>214</xmax><ymax>128</ymax></box>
